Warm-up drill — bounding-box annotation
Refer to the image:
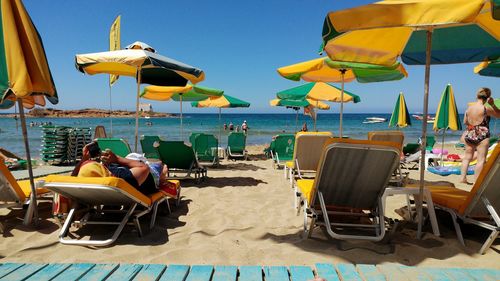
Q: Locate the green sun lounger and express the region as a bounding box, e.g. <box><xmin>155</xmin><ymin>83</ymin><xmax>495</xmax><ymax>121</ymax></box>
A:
<box><xmin>270</xmin><ymin>134</ymin><xmax>295</xmax><ymax>169</ymax></box>
<box><xmin>140</xmin><ymin>135</ymin><xmax>163</xmax><ymax>159</ymax></box>
<box><xmin>227</xmin><ymin>132</ymin><xmax>247</xmax><ymax>160</ymax></box>
<box><xmin>156</xmin><ymin>140</ymin><xmax>207</xmax><ymax>181</ymax></box>
<box><xmin>192</xmin><ymin>133</ymin><xmax>219</xmax><ymax>165</ymax></box>
<box><xmin>96</xmin><ymin>138</ymin><xmax>132</xmax><ymax>157</ymax></box>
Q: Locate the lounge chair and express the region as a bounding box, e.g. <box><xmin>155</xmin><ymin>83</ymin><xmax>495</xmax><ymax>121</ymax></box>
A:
<box><xmin>93</xmin><ymin>125</ymin><xmax>107</xmax><ymax>139</ymax></box>
<box><xmin>0</xmin><ymin>161</ymin><xmax>50</xmax><ymax>231</ymax></box>
<box><xmin>368</xmin><ymin>131</ymin><xmax>405</xmax><ymax>184</ymax></box>
<box><xmin>140</xmin><ymin>135</ymin><xmax>163</xmax><ymax>159</ymax></box>
<box><xmin>96</xmin><ymin>138</ymin><xmax>132</xmax><ymax>157</ymax></box>
<box><xmin>156</xmin><ymin>141</ymin><xmax>207</xmax><ymax>181</ymax></box>
<box><xmin>411</xmin><ymin>144</ymin><xmax>500</xmax><ymax>254</ymax></box>
<box><xmin>192</xmin><ymin>134</ymin><xmax>219</xmax><ymax>165</ymax></box>
<box><xmin>296</xmin><ymin>139</ymin><xmax>400</xmax><ymax>241</ymax></box>
<box><xmin>227</xmin><ymin>132</ymin><xmax>247</xmax><ymax>160</ymax></box>
<box><xmin>269</xmin><ymin>134</ymin><xmax>295</xmax><ymax>171</ymax></box>
<box><xmin>44</xmin><ymin>175</ymin><xmax>180</xmax><ymax>246</ymax></box>
<box><xmin>402</xmin><ymin>135</ymin><xmax>436</xmax><ymax>155</ymax></box>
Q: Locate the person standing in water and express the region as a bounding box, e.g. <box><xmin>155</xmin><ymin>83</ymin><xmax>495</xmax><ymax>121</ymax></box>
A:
<box><xmin>229</xmin><ymin>122</ymin><xmax>234</xmax><ymax>131</ymax></box>
<box><xmin>242</xmin><ymin>120</ymin><xmax>248</xmax><ymax>134</ymax></box>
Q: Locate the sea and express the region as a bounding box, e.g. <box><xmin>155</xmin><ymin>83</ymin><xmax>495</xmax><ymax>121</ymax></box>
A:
<box><xmin>1</xmin><ymin>113</ymin><xmax>497</xmax><ymax>158</ymax></box>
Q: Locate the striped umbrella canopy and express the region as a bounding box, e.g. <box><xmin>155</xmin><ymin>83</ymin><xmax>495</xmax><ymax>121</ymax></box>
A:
<box><xmin>276</xmin><ymin>82</ymin><xmax>360</xmax><ymax>134</ymax></box>
<box><xmin>270</xmin><ymin>97</ymin><xmax>330</xmax><ymax>132</ymax></box>
<box><xmin>0</xmin><ymin>0</ymin><xmax>58</xmax><ymax>224</ymax></box>
<box><xmin>320</xmin><ymin>0</ymin><xmax>500</xmax><ymax>237</ymax></box>
<box><xmin>389</xmin><ymin>92</ymin><xmax>411</xmax><ymax>128</ymax></box>
<box><xmin>75</xmin><ymin>43</ymin><xmax>205</xmax><ymax>151</ymax></box>
<box><xmin>474</xmin><ymin>58</ymin><xmax>500</xmax><ymax>77</ymax></box>
<box><xmin>141</xmin><ymin>85</ymin><xmax>223</xmax><ymax>140</ymax></box>
<box><xmin>434</xmin><ymin>84</ymin><xmax>462</xmax><ymax>164</ymax></box>
<box><xmin>192</xmin><ymin>94</ymin><xmax>250</xmax><ymax>144</ymax></box>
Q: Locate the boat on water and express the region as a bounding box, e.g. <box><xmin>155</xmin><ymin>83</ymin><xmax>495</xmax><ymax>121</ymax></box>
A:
<box><xmin>362</xmin><ymin>117</ymin><xmax>387</xmax><ymax>124</ymax></box>
<box><xmin>412</xmin><ymin>114</ymin><xmax>435</xmax><ymax>123</ymax></box>
<box><xmin>144</xmin><ymin>116</ymin><xmax>151</xmax><ymax>119</ymax></box>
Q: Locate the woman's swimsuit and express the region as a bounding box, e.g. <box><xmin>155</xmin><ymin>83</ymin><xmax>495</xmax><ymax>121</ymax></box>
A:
<box><xmin>464</xmin><ymin>107</ymin><xmax>490</xmax><ymax>145</ymax></box>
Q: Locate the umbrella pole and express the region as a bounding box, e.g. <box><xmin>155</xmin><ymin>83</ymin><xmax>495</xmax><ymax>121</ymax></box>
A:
<box><xmin>218</xmin><ymin>107</ymin><xmax>222</xmax><ymax>146</ymax></box>
<box><xmin>134</xmin><ymin>67</ymin><xmax>142</xmax><ymax>153</ymax></box>
<box><xmin>417</xmin><ymin>28</ymin><xmax>433</xmax><ymax>239</ymax></box>
<box><xmin>340</xmin><ymin>69</ymin><xmax>346</xmax><ymax>138</ymax></box>
<box><xmin>180</xmin><ymin>95</ymin><xmax>183</xmax><ymax>141</ymax></box>
<box><xmin>109</xmin><ymin>81</ymin><xmax>113</xmax><ymax>137</ymax></box>
<box><xmin>295</xmin><ymin>108</ymin><xmax>299</xmax><ymax>133</ymax></box>
<box><xmin>441</xmin><ymin>129</ymin><xmax>445</xmax><ymax>165</ymax></box>
<box><xmin>15</xmin><ymin>105</ymin><xmax>18</xmax><ymax>132</ymax></box>
<box><xmin>18</xmin><ymin>99</ymin><xmax>38</xmax><ymax>225</ymax></box>
<box><xmin>315</xmin><ymin>100</ymin><xmax>318</xmax><ymax>131</ymax></box>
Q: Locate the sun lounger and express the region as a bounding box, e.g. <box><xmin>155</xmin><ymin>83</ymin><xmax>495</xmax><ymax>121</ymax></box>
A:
<box><xmin>96</xmin><ymin>138</ymin><xmax>132</xmax><ymax>157</ymax></box>
<box><xmin>0</xmin><ymin>161</ymin><xmax>51</xmax><ymax>231</ymax></box>
<box><xmin>401</xmin><ymin>150</ymin><xmax>440</xmax><ymax>171</ymax></box>
<box><xmin>296</xmin><ymin>139</ymin><xmax>400</xmax><ymax>241</ymax></box>
<box><xmin>227</xmin><ymin>132</ymin><xmax>247</xmax><ymax>160</ymax></box>
<box><xmin>269</xmin><ymin>134</ymin><xmax>295</xmax><ymax>170</ymax></box>
<box><xmin>192</xmin><ymin>133</ymin><xmax>219</xmax><ymax>165</ymax></box>
<box><xmin>93</xmin><ymin>125</ymin><xmax>107</xmax><ymax>139</ymax></box>
<box><xmin>140</xmin><ymin>135</ymin><xmax>163</xmax><ymax>159</ymax></box>
<box><xmin>156</xmin><ymin>140</ymin><xmax>207</xmax><ymax>181</ymax></box>
<box><xmin>411</xmin><ymin>145</ymin><xmax>500</xmax><ymax>254</ymax></box>
<box><xmin>44</xmin><ymin>175</ymin><xmax>179</xmax><ymax>246</ymax></box>
<box><xmin>403</xmin><ymin>135</ymin><xmax>436</xmax><ymax>155</ymax></box>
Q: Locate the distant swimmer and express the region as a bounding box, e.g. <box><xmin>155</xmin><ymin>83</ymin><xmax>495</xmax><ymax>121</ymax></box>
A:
<box><xmin>301</xmin><ymin>122</ymin><xmax>308</xmax><ymax>132</ymax></box>
<box><xmin>235</xmin><ymin>125</ymin><xmax>240</xmax><ymax>132</ymax></box>
<box><xmin>229</xmin><ymin>122</ymin><xmax>234</xmax><ymax>131</ymax></box>
<box><xmin>223</xmin><ymin>123</ymin><xmax>227</xmax><ymax>131</ymax></box>
<box><xmin>242</xmin><ymin>120</ymin><xmax>248</xmax><ymax>133</ymax></box>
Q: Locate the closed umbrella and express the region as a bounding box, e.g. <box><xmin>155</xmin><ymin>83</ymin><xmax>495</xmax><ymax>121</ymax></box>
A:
<box><xmin>270</xmin><ymin>98</ymin><xmax>330</xmax><ymax>132</ymax></box>
<box><xmin>75</xmin><ymin>43</ymin><xmax>205</xmax><ymax>151</ymax></box>
<box><xmin>434</xmin><ymin>84</ymin><xmax>462</xmax><ymax>163</ymax></box>
<box><xmin>320</xmin><ymin>0</ymin><xmax>500</xmax><ymax>238</ymax></box>
<box><xmin>191</xmin><ymin>95</ymin><xmax>250</xmax><ymax>144</ymax></box>
<box><xmin>474</xmin><ymin>58</ymin><xmax>500</xmax><ymax>77</ymax></box>
<box><xmin>276</xmin><ymin>82</ymin><xmax>360</xmax><ymax>133</ymax></box>
<box><xmin>389</xmin><ymin>92</ymin><xmax>411</xmax><ymax>128</ymax></box>
<box><xmin>0</xmin><ymin>0</ymin><xmax>58</xmax><ymax>224</ymax></box>
<box><xmin>141</xmin><ymin>85</ymin><xmax>223</xmax><ymax>140</ymax></box>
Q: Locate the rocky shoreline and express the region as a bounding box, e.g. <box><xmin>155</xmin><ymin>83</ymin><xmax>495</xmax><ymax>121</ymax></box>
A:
<box><xmin>0</xmin><ymin>108</ymin><xmax>176</xmax><ymax>118</ymax></box>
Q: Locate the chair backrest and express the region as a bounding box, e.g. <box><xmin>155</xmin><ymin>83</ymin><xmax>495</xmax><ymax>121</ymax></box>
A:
<box><xmin>194</xmin><ymin>134</ymin><xmax>218</xmax><ymax>157</ymax></box>
<box><xmin>228</xmin><ymin>132</ymin><xmax>246</xmax><ymax>153</ymax></box>
<box><xmin>426</xmin><ymin>136</ymin><xmax>436</xmax><ymax>151</ymax></box>
<box><xmin>96</xmin><ymin>138</ymin><xmax>132</xmax><ymax>157</ymax></box>
<box><xmin>273</xmin><ymin>134</ymin><xmax>295</xmax><ymax>158</ymax></box>
<box><xmin>368</xmin><ymin>131</ymin><xmax>404</xmax><ymax>151</ymax></box>
<box><xmin>292</xmin><ymin>132</ymin><xmax>333</xmax><ymax>171</ymax></box>
<box><xmin>189</xmin><ymin>133</ymin><xmax>203</xmax><ymax>149</ymax></box>
<box><xmin>0</xmin><ymin>160</ymin><xmax>25</xmax><ymax>202</ymax></box>
<box><xmin>93</xmin><ymin>125</ymin><xmax>107</xmax><ymax>139</ymax></box>
<box><xmin>140</xmin><ymin>135</ymin><xmax>162</xmax><ymax>159</ymax></box>
<box><xmin>311</xmin><ymin>139</ymin><xmax>400</xmax><ymax>210</ymax></box>
<box><xmin>156</xmin><ymin>140</ymin><xmax>196</xmax><ymax>170</ymax></box>
<box><xmin>461</xmin><ymin>145</ymin><xmax>500</xmax><ymax>216</ymax></box>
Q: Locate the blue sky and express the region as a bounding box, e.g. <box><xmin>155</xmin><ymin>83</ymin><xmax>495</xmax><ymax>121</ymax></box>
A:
<box><xmin>20</xmin><ymin>0</ymin><xmax>499</xmax><ymax>114</ymax></box>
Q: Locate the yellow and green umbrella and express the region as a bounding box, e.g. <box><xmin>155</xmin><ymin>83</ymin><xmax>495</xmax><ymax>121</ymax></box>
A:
<box><xmin>434</xmin><ymin>84</ymin><xmax>461</xmax><ymax>164</ymax></box>
<box><xmin>141</xmin><ymin>84</ymin><xmax>223</xmax><ymax>140</ymax></box>
<box><xmin>270</xmin><ymin>97</ymin><xmax>330</xmax><ymax>132</ymax></box>
<box><xmin>474</xmin><ymin>58</ymin><xmax>500</xmax><ymax>77</ymax></box>
<box><xmin>320</xmin><ymin>0</ymin><xmax>500</xmax><ymax>237</ymax></box>
<box><xmin>389</xmin><ymin>92</ymin><xmax>411</xmax><ymax>128</ymax></box>
<box><xmin>0</xmin><ymin>0</ymin><xmax>58</xmax><ymax>224</ymax></box>
<box><xmin>191</xmin><ymin>94</ymin><xmax>250</xmax><ymax>144</ymax></box>
<box><xmin>75</xmin><ymin>42</ymin><xmax>205</xmax><ymax>151</ymax></box>
<box><xmin>276</xmin><ymin>82</ymin><xmax>360</xmax><ymax>134</ymax></box>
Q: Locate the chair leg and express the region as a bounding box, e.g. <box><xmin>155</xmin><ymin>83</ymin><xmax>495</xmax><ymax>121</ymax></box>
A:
<box><xmin>479</xmin><ymin>230</ymin><xmax>499</xmax><ymax>255</ymax></box>
<box><xmin>423</xmin><ymin>189</ymin><xmax>440</xmax><ymax>236</ymax></box>
<box><xmin>449</xmin><ymin>211</ymin><xmax>465</xmax><ymax>247</ymax></box>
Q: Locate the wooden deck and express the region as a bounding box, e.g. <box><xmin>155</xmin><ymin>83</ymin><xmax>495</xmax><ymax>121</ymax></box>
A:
<box><xmin>0</xmin><ymin>263</ymin><xmax>499</xmax><ymax>281</ymax></box>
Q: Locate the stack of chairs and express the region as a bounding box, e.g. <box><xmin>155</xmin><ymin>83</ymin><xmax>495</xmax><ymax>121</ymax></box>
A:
<box><xmin>40</xmin><ymin>125</ymin><xmax>70</xmax><ymax>165</ymax></box>
<box><xmin>67</xmin><ymin>127</ymin><xmax>92</xmax><ymax>164</ymax></box>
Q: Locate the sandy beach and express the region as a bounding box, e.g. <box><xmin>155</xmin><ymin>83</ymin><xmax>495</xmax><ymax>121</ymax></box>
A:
<box><xmin>0</xmin><ymin>143</ymin><xmax>498</xmax><ymax>268</ymax></box>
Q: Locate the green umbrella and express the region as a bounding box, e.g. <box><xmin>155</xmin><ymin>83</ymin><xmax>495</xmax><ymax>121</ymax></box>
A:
<box><xmin>270</xmin><ymin>97</ymin><xmax>330</xmax><ymax>132</ymax></box>
<box><xmin>434</xmin><ymin>84</ymin><xmax>462</xmax><ymax>164</ymax></box>
<box><xmin>389</xmin><ymin>92</ymin><xmax>411</xmax><ymax>128</ymax></box>
<box><xmin>474</xmin><ymin>58</ymin><xmax>500</xmax><ymax>77</ymax></box>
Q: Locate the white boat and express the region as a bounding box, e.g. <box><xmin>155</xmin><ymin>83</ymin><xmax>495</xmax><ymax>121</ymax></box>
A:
<box><xmin>144</xmin><ymin>116</ymin><xmax>151</xmax><ymax>119</ymax></box>
<box><xmin>362</xmin><ymin>117</ymin><xmax>387</xmax><ymax>124</ymax></box>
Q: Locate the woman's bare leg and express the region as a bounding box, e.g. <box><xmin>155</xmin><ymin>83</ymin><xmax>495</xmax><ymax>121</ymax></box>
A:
<box><xmin>461</xmin><ymin>143</ymin><xmax>475</xmax><ymax>184</ymax></box>
<box><xmin>474</xmin><ymin>138</ymin><xmax>490</xmax><ymax>180</ymax></box>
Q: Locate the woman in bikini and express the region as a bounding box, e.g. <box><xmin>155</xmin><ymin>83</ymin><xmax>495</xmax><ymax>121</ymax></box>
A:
<box><xmin>461</xmin><ymin>87</ymin><xmax>500</xmax><ymax>184</ymax></box>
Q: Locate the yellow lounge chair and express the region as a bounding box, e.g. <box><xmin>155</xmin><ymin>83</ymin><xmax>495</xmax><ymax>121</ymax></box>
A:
<box><xmin>44</xmin><ymin>175</ymin><xmax>180</xmax><ymax>246</ymax></box>
<box><xmin>296</xmin><ymin>139</ymin><xmax>400</xmax><ymax>241</ymax></box>
<box><xmin>415</xmin><ymin>144</ymin><xmax>500</xmax><ymax>254</ymax></box>
<box><xmin>0</xmin><ymin>161</ymin><xmax>49</xmax><ymax>231</ymax></box>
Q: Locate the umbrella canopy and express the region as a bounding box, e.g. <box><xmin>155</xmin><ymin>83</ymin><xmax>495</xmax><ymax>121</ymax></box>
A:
<box><xmin>474</xmin><ymin>58</ymin><xmax>500</xmax><ymax>77</ymax></box>
<box><xmin>389</xmin><ymin>92</ymin><xmax>411</xmax><ymax>128</ymax></box>
<box><xmin>0</xmin><ymin>0</ymin><xmax>58</xmax><ymax>224</ymax></box>
<box><xmin>75</xmin><ymin>44</ymin><xmax>205</xmax><ymax>151</ymax></box>
<box><xmin>270</xmin><ymin>97</ymin><xmax>329</xmax><ymax>132</ymax></box>
<box><xmin>434</xmin><ymin>84</ymin><xmax>462</xmax><ymax>132</ymax></box>
<box><xmin>191</xmin><ymin>94</ymin><xmax>250</xmax><ymax>108</ymax></box>
<box><xmin>320</xmin><ymin>0</ymin><xmax>500</xmax><ymax>238</ymax></box>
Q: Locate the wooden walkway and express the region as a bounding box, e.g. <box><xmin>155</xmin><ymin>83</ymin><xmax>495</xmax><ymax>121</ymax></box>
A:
<box><xmin>1</xmin><ymin>263</ymin><xmax>499</xmax><ymax>281</ymax></box>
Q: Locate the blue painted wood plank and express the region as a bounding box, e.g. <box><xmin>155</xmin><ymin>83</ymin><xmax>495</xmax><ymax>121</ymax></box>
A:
<box><xmin>397</xmin><ymin>266</ymin><xmax>430</xmax><ymax>281</ymax></box>
<box><xmin>467</xmin><ymin>268</ymin><xmax>500</xmax><ymax>281</ymax></box>
<box><xmin>335</xmin><ymin>264</ymin><xmax>362</xmax><ymax>281</ymax></box>
<box><xmin>25</xmin><ymin>263</ymin><xmax>71</xmax><ymax>281</ymax></box>
<box><xmin>159</xmin><ymin>264</ymin><xmax>190</xmax><ymax>281</ymax></box>
<box><xmin>51</xmin><ymin>263</ymin><xmax>95</xmax><ymax>281</ymax></box>
<box><xmin>289</xmin><ymin>266</ymin><xmax>314</xmax><ymax>281</ymax></box>
<box><xmin>356</xmin><ymin>264</ymin><xmax>385</xmax><ymax>281</ymax></box>
<box><xmin>106</xmin><ymin>264</ymin><xmax>144</xmax><ymax>281</ymax></box>
<box><xmin>212</xmin><ymin>266</ymin><xmax>237</xmax><ymax>281</ymax></box>
<box><xmin>439</xmin><ymin>268</ymin><xmax>475</xmax><ymax>281</ymax></box>
<box><xmin>79</xmin><ymin>264</ymin><xmax>119</xmax><ymax>281</ymax></box>
<box><xmin>422</xmin><ymin>268</ymin><xmax>453</xmax><ymax>281</ymax></box>
<box><xmin>376</xmin><ymin>264</ymin><xmax>409</xmax><ymax>281</ymax></box>
<box><xmin>0</xmin><ymin>263</ymin><xmax>46</xmax><ymax>281</ymax></box>
<box><xmin>185</xmin><ymin>265</ymin><xmax>213</xmax><ymax>281</ymax></box>
<box><xmin>238</xmin><ymin>266</ymin><xmax>262</xmax><ymax>281</ymax></box>
<box><xmin>263</xmin><ymin>266</ymin><xmax>289</xmax><ymax>281</ymax></box>
<box><xmin>314</xmin><ymin>263</ymin><xmax>339</xmax><ymax>281</ymax></box>
<box><xmin>0</xmin><ymin>263</ymin><xmax>25</xmax><ymax>279</ymax></box>
<box><xmin>133</xmin><ymin>264</ymin><xmax>166</xmax><ymax>281</ymax></box>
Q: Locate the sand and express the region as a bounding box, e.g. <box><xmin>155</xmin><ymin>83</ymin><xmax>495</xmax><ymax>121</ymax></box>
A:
<box><xmin>0</xmin><ymin>143</ymin><xmax>498</xmax><ymax>268</ymax></box>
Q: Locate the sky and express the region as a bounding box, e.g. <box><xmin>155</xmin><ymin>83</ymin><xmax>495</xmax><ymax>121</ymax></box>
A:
<box><xmin>18</xmin><ymin>0</ymin><xmax>500</xmax><ymax>114</ymax></box>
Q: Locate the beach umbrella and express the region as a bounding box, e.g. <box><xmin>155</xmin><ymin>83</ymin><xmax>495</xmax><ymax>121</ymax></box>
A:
<box><xmin>389</xmin><ymin>92</ymin><xmax>411</xmax><ymax>128</ymax></box>
<box><xmin>75</xmin><ymin>43</ymin><xmax>205</xmax><ymax>152</ymax></box>
<box><xmin>191</xmin><ymin>94</ymin><xmax>250</xmax><ymax>144</ymax></box>
<box><xmin>0</xmin><ymin>0</ymin><xmax>58</xmax><ymax>224</ymax></box>
<box><xmin>434</xmin><ymin>84</ymin><xmax>462</xmax><ymax>164</ymax></box>
<box><xmin>320</xmin><ymin>0</ymin><xmax>500</xmax><ymax>238</ymax></box>
<box><xmin>270</xmin><ymin>98</ymin><xmax>330</xmax><ymax>132</ymax></box>
<box><xmin>141</xmin><ymin>85</ymin><xmax>223</xmax><ymax>140</ymax></box>
<box><xmin>474</xmin><ymin>58</ymin><xmax>500</xmax><ymax>77</ymax></box>
<box><xmin>276</xmin><ymin>82</ymin><xmax>360</xmax><ymax>133</ymax></box>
